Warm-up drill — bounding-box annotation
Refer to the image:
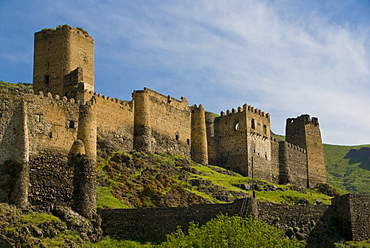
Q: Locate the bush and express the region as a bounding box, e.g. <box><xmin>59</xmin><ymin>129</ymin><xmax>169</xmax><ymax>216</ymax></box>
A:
<box><xmin>160</xmin><ymin>214</ymin><xmax>304</xmax><ymax>248</ymax></box>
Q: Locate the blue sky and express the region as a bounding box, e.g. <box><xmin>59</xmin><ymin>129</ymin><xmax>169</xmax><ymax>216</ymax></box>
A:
<box><xmin>1</xmin><ymin>0</ymin><xmax>370</xmax><ymax>145</ymax></box>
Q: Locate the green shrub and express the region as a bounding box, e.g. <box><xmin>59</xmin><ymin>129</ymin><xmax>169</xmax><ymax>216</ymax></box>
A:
<box><xmin>160</xmin><ymin>214</ymin><xmax>304</xmax><ymax>248</ymax></box>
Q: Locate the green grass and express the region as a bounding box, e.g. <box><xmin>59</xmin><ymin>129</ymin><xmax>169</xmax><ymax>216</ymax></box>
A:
<box><xmin>21</xmin><ymin>212</ymin><xmax>61</xmax><ymax>226</ymax></box>
<box><xmin>324</xmin><ymin>143</ymin><xmax>370</xmax><ymax>195</ymax></box>
<box><xmin>96</xmin><ymin>187</ymin><xmax>130</xmax><ymax>209</ymax></box>
<box><xmin>189</xmin><ymin>163</ymin><xmax>333</xmax><ymax>205</ymax></box>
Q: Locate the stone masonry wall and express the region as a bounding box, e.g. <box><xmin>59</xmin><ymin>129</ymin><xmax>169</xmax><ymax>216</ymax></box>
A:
<box><xmin>133</xmin><ymin>88</ymin><xmax>191</xmax><ymax>157</ymax></box>
<box><xmin>86</xmin><ymin>90</ymin><xmax>134</xmax><ymax>153</ymax></box>
<box><xmin>214</xmin><ymin>109</ymin><xmax>248</xmax><ymax>174</ymax></box>
<box><xmin>33</xmin><ymin>25</ymin><xmax>94</xmax><ymax>96</ymax></box>
<box><xmin>332</xmin><ymin>194</ymin><xmax>370</xmax><ymax>241</ymax></box>
<box><xmin>286</xmin><ymin>115</ymin><xmax>326</xmax><ymax>187</ymax></box>
<box><xmin>278</xmin><ymin>141</ymin><xmax>308</xmax><ymax>187</ymax></box>
<box><xmin>99</xmin><ymin>198</ymin><xmax>253</xmax><ymax>242</ymax></box>
<box><xmin>270</xmin><ymin>138</ymin><xmax>280</xmax><ymax>184</ymax></box>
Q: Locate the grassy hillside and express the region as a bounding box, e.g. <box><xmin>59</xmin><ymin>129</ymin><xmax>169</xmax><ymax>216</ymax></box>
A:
<box><xmin>273</xmin><ymin>132</ymin><xmax>370</xmax><ymax>196</ymax></box>
<box><xmin>324</xmin><ymin>143</ymin><xmax>370</xmax><ymax>195</ymax></box>
<box><xmin>96</xmin><ymin>150</ymin><xmax>335</xmax><ymax>209</ymax></box>
<box><xmin>0</xmin><ymin>80</ymin><xmax>32</xmax><ymax>91</ymax></box>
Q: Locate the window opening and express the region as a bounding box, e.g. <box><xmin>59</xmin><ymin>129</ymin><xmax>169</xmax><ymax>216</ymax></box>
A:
<box><xmin>69</xmin><ymin>120</ymin><xmax>76</xmax><ymax>128</ymax></box>
<box><xmin>44</xmin><ymin>75</ymin><xmax>51</xmax><ymax>85</ymax></box>
<box><xmin>251</xmin><ymin>119</ymin><xmax>255</xmax><ymax>129</ymax></box>
<box><xmin>176</xmin><ymin>134</ymin><xmax>179</xmax><ymax>141</ymax></box>
<box><xmin>234</xmin><ymin>122</ymin><xmax>240</xmax><ymax>131</ymax></box>
<box><xmin>34</xmin><ymin>114</ymin><xmax>42</xmax><ymax>122</ymax></box>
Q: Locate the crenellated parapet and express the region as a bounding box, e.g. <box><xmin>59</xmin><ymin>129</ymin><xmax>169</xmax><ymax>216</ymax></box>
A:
<box><xmin>84</xmin><ymin>90</ymin><xmax>133</xmax><ymax>111</ymax></box>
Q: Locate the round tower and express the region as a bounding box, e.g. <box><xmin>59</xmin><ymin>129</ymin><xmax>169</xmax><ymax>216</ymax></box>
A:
<box><xmin>77</xmin><ymin>97</ymin><xmax>97</xmax><ymax>162</ymax></box>
<box><xmin>191</xmin><ymin>105</ymin><xmax>208</xmax><ymax>165</ymax></box>
<box><xmin>133</xmin><ymin>89</ymin><xmax>152</xmax><ymax>152</ymax></box>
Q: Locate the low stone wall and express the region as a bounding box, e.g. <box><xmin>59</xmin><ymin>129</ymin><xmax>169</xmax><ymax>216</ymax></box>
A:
<box><xmin>98</xmin><ymin>195</ymin><xmax>370</xmax><ymax>245</ymax></box>
<box><xmin>99</xmin><ymin>198</ymin><xmax>253</xmax><ymax>242</ymax></box>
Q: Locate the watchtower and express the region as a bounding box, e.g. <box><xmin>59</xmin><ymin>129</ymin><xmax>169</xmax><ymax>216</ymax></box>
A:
<box><xmin>33</xmin><ymin>25</ymin><xmax>94</xmax><ymax>99</ymax></box>
<box><xmin>286</xmin><ymin>114</ymin><xmax>326</xmax><ymax>187</ymax></box>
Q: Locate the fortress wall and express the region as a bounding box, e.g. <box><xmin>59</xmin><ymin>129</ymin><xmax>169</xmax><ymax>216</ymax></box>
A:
<box><xmin>214</xmin><ymin>109</ymin><xmax>248</xmax><ymax>174</ymax></box>
<box><xmin>86</xmin><ymin>91</ymin><xmax>134</xmax><ymax>152</ymax></box>
<box><xmin>28</xmin><ymin>151</ymin><xmax>74</xmax><ymax>210</ymax></box>
<box><xmin>332</xmin><ymin>194</ymin><xmax>370</xmax><ymax>241</ymax></box>
<box><xmin>27</xmin><ymin>92</ymin><xmax>79</xmax><ymax>156</ymax></box>
<box><xmin>99</xmin><ymin>199</ymin><xmax>251</xmax><ymax>242</ymax></box>
<box><xmin>0</xmin><ymin>91</ymin><xmax>79</xmax><ymax>162</ymax></box>
<box><xmin>133</xmin><ymin>88</ymin><xmax>191</xmax><ymax>157</ymax></box>
<box><xmin>278</xmin><ymin>141</ymin><xmax>307</xmax><ymax>187</ymax></box>
<box><xmin>270</xmin><ymin>138</ymin><xmax>280</xmax><ymax>184</ymax></box>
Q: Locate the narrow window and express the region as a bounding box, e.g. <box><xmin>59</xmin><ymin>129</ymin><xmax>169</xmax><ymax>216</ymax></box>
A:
<box><xmin>234</xmin><ymin>122</ymin><xmax>240</xmax><ymax>131</ymax></box>
<box><xmin>251</xmin><ymin>119</ymin><xmax>255</xmax><ymax>129</ymax></box>
<box><xmin>49</xmin><ymin>132</ymin><xmax>53</xmax><ymax>138</ymax></box>
<box><xmin>187</xmin><ymin>139</ymin><xmax>190</xmax><ymax>145</ymax></box>
<box><xmin>34</xmin><ymin>114</ymin><xmax>41</xmax><ymax>122</ymax></box>
<box><xmin>44</xmin><ymin>75</ymin><xmax>50</xmax><ymax>85</ymax></box>
<box><xmin>176</xmin><ymin>134</ymin><xmax>179</xmax><ymax>141</ymax></box>
<box><xmin>263</xmin><ymin>124</ymin><xmax>267</xmax><ymax>135</ymax></box>
<box><xmin>69</xmin><ymin>120</ymin><xmax>76</xmax><ymax>128</ymax></box>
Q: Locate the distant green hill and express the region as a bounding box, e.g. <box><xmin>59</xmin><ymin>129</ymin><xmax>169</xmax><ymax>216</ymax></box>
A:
<box><xmin>272</xmin><ymin>132</ymin><xmax>370</xmax><ymax>196</ymax></box>
<box><xmin>324</xmin><ymin>143</ymin><xmax>370</xmax><ymax>195</ymax></box>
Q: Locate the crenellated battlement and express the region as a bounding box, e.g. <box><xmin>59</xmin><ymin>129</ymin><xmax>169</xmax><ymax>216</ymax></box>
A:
<box><xmin>287</xmin><ymin>114</ymin><xmax>319</xmax><ymax>127</ymax></box>
<box><xmin>285</xmin><ymin>141</ymin><xmax>306</xmax><ymax>153</ymax></box>
<box><xmin>84</xmin><ymin>90</ymin><xmax>133</xmax><ymax>109</ymax></box>
<box><xmin>219</xmin><ymin>103</ymin><xmax>269</xmax><ymax>120</ymax></box>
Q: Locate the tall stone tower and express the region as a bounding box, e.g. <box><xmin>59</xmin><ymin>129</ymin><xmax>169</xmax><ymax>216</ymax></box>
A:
<box><xmin>191</xmin><ymin>105</ymin><xmax>208</xmax><ymax>165</ymax></box>
<box><xmin>286</xmin><ymin>114</ymin><xmax>327</xmax><ymax>188</ymax></box>
<box><xmin>33</xmin><ymin>25</ymin><xmax>94</xmax><ymax>98</ymax></box>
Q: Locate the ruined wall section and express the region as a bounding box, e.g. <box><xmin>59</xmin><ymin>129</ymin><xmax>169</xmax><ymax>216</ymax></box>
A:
<box><xmin>214</xmin><ymin>108</ymin><xmax>247</xmax><ymax>174</ymax></box>
<box><xmin>245</xmin><ymin>105</ymin><xmax>272</xmax><ymax>181</ymax></box>
<box><xmin>278</xmin><ymin>141</ymin><xmax>307</xmax><ymax>187</ymax></box>
<box><xmin>133</xmin><ymin>88</ymin><xmax>191</xmax><ymax>157</ymax></box>
<box><xmin>332</xmin><ymin>194</ymin><xmax>370</xmax><ymax>241</ymax></box>
<box><xmin>33</xmin><ymin>25</ymin><xmax>94</xmax><ymax>97</ymax></box>
<box><xmin>84</xmin><ymin>90</ymin><xmax>134</xmax><ymax>153</ymax></box>
<box><xmin>286</xmin><ymin>115</ymin><xmax>326</xmax><ymax>187</ymax></box>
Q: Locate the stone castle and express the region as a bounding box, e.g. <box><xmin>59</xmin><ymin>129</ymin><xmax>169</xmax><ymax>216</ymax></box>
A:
<box><xmin>0</xmin><ymin>25</ymin><xmax>327</xmax><ymax>213</ymax></box>
<box><xmin>2</xmin><ymin>25</ymin><xmax>370</xmax><ymax>245</ymax></box>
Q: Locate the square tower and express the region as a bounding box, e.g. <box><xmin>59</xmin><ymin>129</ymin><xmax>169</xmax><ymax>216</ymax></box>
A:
<box><xmin>286</xmin><ymin>114</ymin><xmax>327</xmax><ymax>187</ymax></box>
<box><xmin>213</xmin><ymin>105</ymin><xmax>272</xmax><ymax>181</ymax></box>
<box><xmin>33</xmin><ymin>25</ymin><xmax>94</xmax><ymax>97</ymax></box>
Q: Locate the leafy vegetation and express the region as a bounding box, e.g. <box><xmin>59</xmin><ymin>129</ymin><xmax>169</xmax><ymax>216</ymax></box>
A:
<box><xmin>160</xmin><ymin>214</ymin><xmax>304</xmax><ymax>248</ymax></box>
